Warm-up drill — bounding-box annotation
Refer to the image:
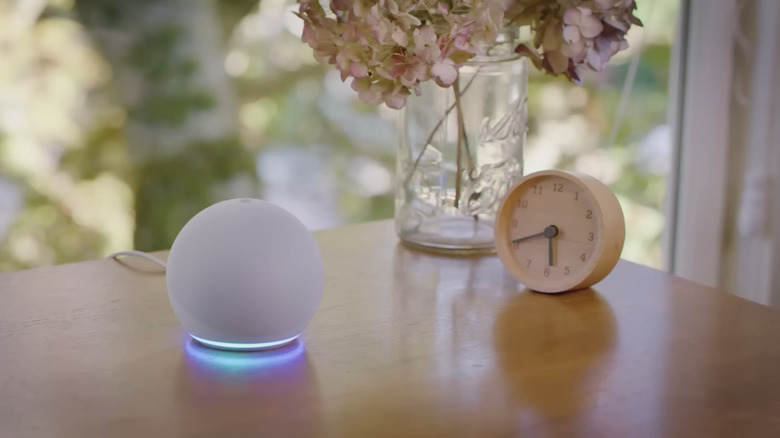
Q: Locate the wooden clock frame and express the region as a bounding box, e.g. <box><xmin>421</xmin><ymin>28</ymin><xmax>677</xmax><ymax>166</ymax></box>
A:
<box><xmin>495</xmin><ymin>170</ymin><xmax>626</xmax><ymax>293</ymax></box>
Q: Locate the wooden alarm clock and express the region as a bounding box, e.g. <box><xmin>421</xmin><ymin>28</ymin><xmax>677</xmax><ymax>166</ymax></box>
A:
<box><xmin>494</xmin><ymin>170</ymin><xmax>625</xmax><ymax>293</ymax></box>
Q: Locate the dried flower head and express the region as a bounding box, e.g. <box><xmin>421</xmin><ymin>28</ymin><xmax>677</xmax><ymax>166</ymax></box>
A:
<box><xmin>509</xmin><ymin>0</ymin><xmax>641</xmax><ymax>83</ymax></box>
<box><xmin>296</xmin><ymin>0</ymin><xmax>642</xmax><ymax>108</ymax></box>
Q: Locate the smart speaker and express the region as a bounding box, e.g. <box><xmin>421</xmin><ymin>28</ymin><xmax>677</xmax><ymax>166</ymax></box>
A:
<box><xmin>166</xmin><ymin>199</ymin><xmax>324</xmax><ymax>351</ymax></box>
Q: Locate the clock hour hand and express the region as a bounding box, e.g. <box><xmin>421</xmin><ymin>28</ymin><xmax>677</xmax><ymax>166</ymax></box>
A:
<box><xmin>512</xmin><ymin>231</ymin><xmax>545</xmax><ymax>244</ymax></box>
<box><xmin>512</xmin><ymin>225</ymin><xmax>559</xmax><ymax>244</ymax></box>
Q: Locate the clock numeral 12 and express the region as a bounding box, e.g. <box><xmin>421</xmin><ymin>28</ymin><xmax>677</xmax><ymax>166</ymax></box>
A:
<box><xmin>553</xmin><ymin>183</ymin><xmax>564</xmax><ymax>192</ymax></box>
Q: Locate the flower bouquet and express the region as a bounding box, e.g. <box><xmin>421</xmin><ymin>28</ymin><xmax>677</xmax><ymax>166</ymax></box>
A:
<box><xmin>297</xmin><ymin>0</ymin><xmax>641</xmax><ymax>252</ymax></box>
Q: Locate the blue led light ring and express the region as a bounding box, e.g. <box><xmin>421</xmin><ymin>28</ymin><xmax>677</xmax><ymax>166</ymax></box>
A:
<box><xmin>190</xmin><ymin>334</ymin><xmax>300</xmax><ymax>351</ymax></box>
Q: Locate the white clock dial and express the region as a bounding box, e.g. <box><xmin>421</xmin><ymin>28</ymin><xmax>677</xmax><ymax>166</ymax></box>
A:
<box><xmin>495</xmin><ymin>170</ymin><xmax>625</xmax><ymax>293</ymax></box>
<box><xmin>509</xmin><ymin>175</ymin><xmax>599</xmax><ymax>285</ymax></box>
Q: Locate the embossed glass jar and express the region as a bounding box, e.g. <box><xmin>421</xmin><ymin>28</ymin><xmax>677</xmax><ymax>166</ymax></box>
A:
<box><xmin>396</xmin><ymin>28</ymin><xmax>527</xmax><ymax>254</ymax></box>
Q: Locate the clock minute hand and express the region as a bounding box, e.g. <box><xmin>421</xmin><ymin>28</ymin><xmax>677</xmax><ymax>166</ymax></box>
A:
<box><xmin>548</xmin><ymin>236</ymin><xmax>554</xmax><ymax>266</ymax></box>
<box><xmin>544</xmin><ymin>225</ymin><xmax>559</xmax><ymax>266</ymax></box>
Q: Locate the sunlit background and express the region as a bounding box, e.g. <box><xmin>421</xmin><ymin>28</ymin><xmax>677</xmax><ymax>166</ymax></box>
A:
<box><xmin>0</xmin><ymin>0</ymin><xmax>678</xmax><ymax>271</ymax></box>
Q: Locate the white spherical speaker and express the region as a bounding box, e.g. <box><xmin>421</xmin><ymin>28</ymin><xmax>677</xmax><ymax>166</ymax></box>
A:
<box><xmin>166</xmin><ymin>198</ymin><xmax>324</xmax><ymax>351</ymax></box>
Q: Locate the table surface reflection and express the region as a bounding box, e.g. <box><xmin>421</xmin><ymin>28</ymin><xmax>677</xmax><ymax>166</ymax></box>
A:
<box><xmin>1</xmin><ymin>220</ymin><xmax>779</xmax><ymax>437</ymax></box>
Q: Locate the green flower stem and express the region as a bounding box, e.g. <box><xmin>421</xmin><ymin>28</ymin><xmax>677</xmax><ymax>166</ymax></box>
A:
<box><xmin>454</xmin><ymin>101</ymin><xmax>463</xmax><ymax>207</ymax></box>
<box><xmin>453</xmin><ymin>74</ymin><xmax>475</xmax><ymax>209</ymax></box>
<box><xmin>403</xmin><ymin>70</ymin><xmax>481</xmax><ymax>205</ymax></box>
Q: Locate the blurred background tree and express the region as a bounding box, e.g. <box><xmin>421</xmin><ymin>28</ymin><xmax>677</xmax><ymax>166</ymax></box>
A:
<box><xmin>0</xmin><ymin>0</ymin><xmax>677</xmax><ymax>271</ymax></box>
<box><xmin>74</xmin><ymin>0</ymin><xmax>258</xmax><ymax>250</ymax></box>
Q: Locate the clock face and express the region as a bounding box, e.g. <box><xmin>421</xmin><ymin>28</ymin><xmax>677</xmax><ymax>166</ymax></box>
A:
<box><xmin>503</xmin><ymin>174</ymin><xmax>601</xmax><ymax>290</ymax></box>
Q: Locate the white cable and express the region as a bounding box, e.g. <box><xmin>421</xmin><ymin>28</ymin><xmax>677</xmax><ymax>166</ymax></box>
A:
<box><xmin>107</xmin><ymin>250</ymin><xmax>167</xmax><ymax>271</ymax></box>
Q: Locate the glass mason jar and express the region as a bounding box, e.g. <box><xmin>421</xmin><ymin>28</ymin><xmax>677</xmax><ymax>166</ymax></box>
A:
<box><xmin>396</xmin><ymin>28</ymin><xmax>528</xmax><ymax>254</ymax></box>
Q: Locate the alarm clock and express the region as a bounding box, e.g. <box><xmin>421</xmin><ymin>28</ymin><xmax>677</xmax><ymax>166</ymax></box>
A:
<box><xmin>494</xmin><ymin>170</ymin><xmax>625</xmax><ymax>293</ymax></box>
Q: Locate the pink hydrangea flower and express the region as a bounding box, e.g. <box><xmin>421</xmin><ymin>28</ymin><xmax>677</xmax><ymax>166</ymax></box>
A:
<box><xmin>512</xmin><ymin>0</ymin><xmax>641</xmax><ymax>83</ymax></box>
<box><xmin>563</xmin><ymin>7</ymin><xmax>604</xmax><ymax>44</ymax></box>
<box><xmin>431</xmin><ymin>60</ymin><xmax>458</xmax><ymax>86</ymax></box>
<box><xmin>297</xmin><ymin>0</ymin><xmax>641</xmax><ymax>107</ymax></box>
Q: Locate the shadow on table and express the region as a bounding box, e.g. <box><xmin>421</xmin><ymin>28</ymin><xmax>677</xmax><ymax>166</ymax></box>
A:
<box><xmin>173</xmin><ymin>339</ymin><xmax>324</xmax><ymax>435</ymax></box>
<box><xmin>493</xmin><ymin>288</ymin><xmax>617</xmax><ymax>423</ymax></box>
<box><xmin>382</xmin><ymin>244</ymin><xmax>615</xmax><ymax>433</ymax></box>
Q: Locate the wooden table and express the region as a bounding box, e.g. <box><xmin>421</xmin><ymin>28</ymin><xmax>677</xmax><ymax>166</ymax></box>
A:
<box><xmin>1</xmin><ymin>220</ymin><xmax>780</xmax><ymax>437</ymax></box>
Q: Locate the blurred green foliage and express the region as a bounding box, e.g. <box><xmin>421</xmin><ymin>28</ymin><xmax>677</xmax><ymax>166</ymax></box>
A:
<box><xmin>0</xmin><ymin>0</ymin><xmax>677</xmax><ymax>270</ymax></box>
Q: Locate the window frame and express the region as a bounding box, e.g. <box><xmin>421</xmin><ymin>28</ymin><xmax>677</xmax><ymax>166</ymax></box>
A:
<box><xmin>666</xmin><ymin>0</ymin><xmax>735</xmax><ymax>288</ymax></box>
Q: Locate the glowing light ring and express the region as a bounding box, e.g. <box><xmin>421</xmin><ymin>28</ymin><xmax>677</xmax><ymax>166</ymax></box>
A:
<box><xmin>190</xmin><ymin>334</ymin><xmax>300</xmax><ymax>351</ymax></box>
